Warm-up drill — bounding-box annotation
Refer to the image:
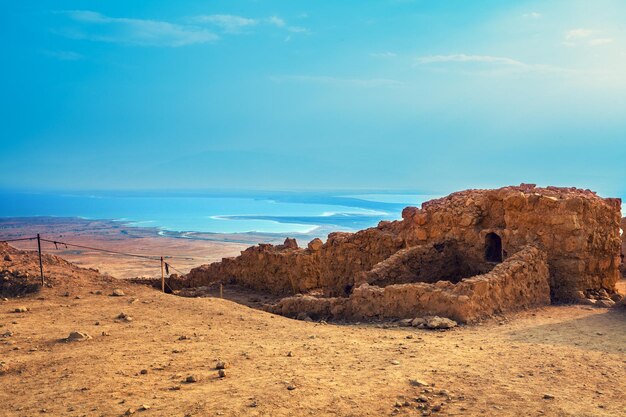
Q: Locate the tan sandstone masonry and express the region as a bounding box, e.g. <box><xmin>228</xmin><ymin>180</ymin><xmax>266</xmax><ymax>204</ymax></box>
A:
<box><xmin>184</xmin><ymin>185</ymin><xmax>622</xmax><ymax>303</ymax></box>
<box><xmin>268</xmin><ymin>245</ymin><xmax>550</xmax><ymax>323</ymax></box>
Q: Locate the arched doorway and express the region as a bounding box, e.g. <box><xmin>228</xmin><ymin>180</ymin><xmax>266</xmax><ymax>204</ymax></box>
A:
<box><xmin>485</xmin><ymin>232</ymin><xmax>503</xmax><ymax>263</ymax></box>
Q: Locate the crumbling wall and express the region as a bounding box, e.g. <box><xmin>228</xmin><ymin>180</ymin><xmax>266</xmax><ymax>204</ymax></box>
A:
<box><xmin>400</xmin><ymin>185</ymin><xmax>622</xmax><ymax>301</ymax></box>
<box><xmin>361</xmin><ymin>240</ymin><xmax>491</xmax><ymax>287</ymax></box>
<box><xmin>186</xmin><ymin>229</ymin><xmax>405</xmax><ymax>296</ymax></box>
<box><xmin>186</xmin><ymin>185</ymin><xmax>622</xmax><ymax>301</ymax></box>
<box><xmin>620</xmin><ymin>217</ymin><xmax>626</xmax><ymax>276</ymax></box>
<box><xmin>269</xmin><ymin>246</ymin><xmax>550</xmax><ymax>323</ymax></box>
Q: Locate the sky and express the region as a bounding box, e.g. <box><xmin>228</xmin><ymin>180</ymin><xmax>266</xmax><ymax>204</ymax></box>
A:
<box><xmin>1</xmin><ymin>0</ymin><xmax>625</xmax><ymax>196</ymax></box>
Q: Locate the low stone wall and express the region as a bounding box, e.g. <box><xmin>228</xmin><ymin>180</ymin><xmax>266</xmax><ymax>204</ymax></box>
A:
<box><xmin>269</xmin><ymin>245</ymin><xmax>550</xmax><ymax>323</ymax></box>
<box><xmin>186</xmin><ymin>230</ymin><xmax>405</xmax><ymax>296</ymax></box>
<box><xmin>361</xmin><ymin>240</ymin><xmax>492</xmax><ymax>287</ymax></box>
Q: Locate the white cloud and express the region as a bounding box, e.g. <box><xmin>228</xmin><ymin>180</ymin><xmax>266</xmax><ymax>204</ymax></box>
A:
<box><xmin>192</xmin><ymin>14</ymin><xmax>257</xmax><ymax>33</ymax></box>
<box><xmin>370</xmin><ymin>52</ymin><xmax>397</xmax><ymax>58</ymax></box>
<box><xmin>414</xmin><ymin>54</ymin><xmax>571</xmax><ymax>75</ymax></box>
<box><xmin>287</xmin><ymin>26</ymin><xmax>308</xmax><ymax>33</ymax></box>
<box><xmin>565</xmin><ymin>28</ymin><xmax>593</xmax><ymax>40</ymax></box>
<box><xmin>268</xmin><ymin>16</ymin><xmax>286</xmax><ymax>27</ymax></box>
<box><xmin>60</xmin><ymin>10</ymin><xmax>218</xmax><ymax>47</ymax></box>
<box><xmin>266</xmin><ymin>16</ymin><xmax>307</xmax><ymax>33</ymax></box>
<box><xmin>415</xmin><ymin>54</ymin><xmax>526</xmax><ymax>66</ymax></box>
<box><xmin>588</xmin><ymin>38</ymin><xmax>614</xmax><ymax>46</ymax></box>
<box><xmin>522</xmin><ymin>12</ymin><xmax>542</xmax><ymax>19</ymax></box>
<box><xmin>57</xmin><ymin>10</ymin><xmax>308</xmax><ymax>47</ymax></box>
<box><xmin>271</xmin><ymin>75</ymin><xmax>402</xmax><ymax>87</ymax></box>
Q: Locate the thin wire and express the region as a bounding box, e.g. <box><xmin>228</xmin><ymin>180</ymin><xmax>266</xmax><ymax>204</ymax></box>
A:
<box><xmin>39</xmin><ymin>238</ymin><xmax>198</xmax><ymax>261</ymax></box>
<box><xmin>40</xmin><ymin>238</ymin><xmax>161</xmax><ymax>260</ymax></box>
<box><xmin>3</xmin><ymin>235</ymin><xmax>192</xmax><ymax>290</ymax></box>
<box><xmin>0</xmin><ymin>237</ymin><xmax>38</xmax><ymax>243</ymax></box>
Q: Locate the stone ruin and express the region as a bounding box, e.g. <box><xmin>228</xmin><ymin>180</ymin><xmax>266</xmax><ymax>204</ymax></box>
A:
<box><xmin>181</xmin><ymin>185</ymin><xmax>622</xmax><ymax>323</ymax></box>
<box><xmin>621</xmin><ymin>217</ymin><xmax>626</xmax><ymax>276</ymax></box>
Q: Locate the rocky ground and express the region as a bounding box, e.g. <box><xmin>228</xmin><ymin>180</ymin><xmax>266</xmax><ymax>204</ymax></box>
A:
<box><xmin>1</xmin><ymin>243</ymin><xmax>625</xmax><ymax>417</ymax></box>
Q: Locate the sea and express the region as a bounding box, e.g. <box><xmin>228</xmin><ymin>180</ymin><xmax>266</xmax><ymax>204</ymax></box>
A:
<box><xmin>0</xmin><ymin>190</ymin><xmax>441</xmax><ymax>237</ymax></box>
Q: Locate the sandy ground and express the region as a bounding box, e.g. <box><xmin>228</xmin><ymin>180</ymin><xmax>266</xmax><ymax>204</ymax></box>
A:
<box><xmin>0</xmin><ymin>217</ymin><xmax>250</xmax><ymax>277</ymax></box>
<box><xmin>1</xmin><ymin>245</ymin><xmax>625</xmax><ymax>417</ymax></box>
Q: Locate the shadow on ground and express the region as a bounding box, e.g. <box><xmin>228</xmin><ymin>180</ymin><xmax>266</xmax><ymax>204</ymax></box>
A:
<box><xmin>506</xmin><ymin>307</ymin><xmax>626</xmax><ymax>354</ymax></box>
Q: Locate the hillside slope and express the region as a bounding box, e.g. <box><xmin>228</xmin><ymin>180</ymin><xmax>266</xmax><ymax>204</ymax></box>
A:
<box><xmin>0</xmin><ymin>243</ymin><xmax>625</xmax><ymax>416</ymax></box>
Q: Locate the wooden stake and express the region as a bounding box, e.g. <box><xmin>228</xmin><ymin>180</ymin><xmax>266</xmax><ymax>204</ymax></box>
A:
<box><xmin>37</xmin><ymin>234</ymin><xmax>44</xmax><ymax>286</ymax></box>
<box><xmin>160</xmin><ymin>256</ymin><xmax>165</xmax><ymax>293</ymax></box>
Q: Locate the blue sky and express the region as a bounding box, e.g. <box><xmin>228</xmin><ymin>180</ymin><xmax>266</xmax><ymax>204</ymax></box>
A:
<box><xmin>1</xmin><ymin>0</ymin><xmax>625</xmax><ymax>196</ymax></box>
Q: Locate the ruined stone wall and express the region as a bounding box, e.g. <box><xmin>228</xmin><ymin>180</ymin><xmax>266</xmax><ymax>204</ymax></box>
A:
<box><xmin>400</xmin><ymin>185</ymin><xmax>622</xmax><ymax>301</ymax></box>
<box><xmin>186</xmin><ymin>185</ymin><xmax>622</xmax><ymax>301</ymax></box>
<box><xmin>186</xmin><ymin>228</ymin><xmax>405</xmax><ymax>296</ymax></box>
<box><xmin>621</xmin><ymin>217</ymin><xmax>626</xmax><ymax>276</ymax></box>
<box><xmin>361</xmin><ymin>241</ymin><xmax>492</xmax><ymax>287</ymax></box>
<box><xmin>269</xmin><ymin>246</ymin><xmax>550</xmax><ymax>323</ymax></box>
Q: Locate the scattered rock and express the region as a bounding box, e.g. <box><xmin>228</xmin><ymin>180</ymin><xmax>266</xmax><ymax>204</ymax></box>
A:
<box><xmin>595</xmin><ymin>299</ymin><xmax>615</xmax><ymax>308</ymax></box>
<box><xmin>218</xmin><ymin>369</ymin><xmax>226</xmax><ymax>378</ymax></box>
<box><xmin>609</xmin><ymin>293</ymin><xmax>622</xmax><ymax>303</ymax></box>
<box><xmin>543</xmin><ymin>393</ymin><xmax>555</xmax><ymax>400</ymax></box>
<box><xmin>390</xmin><ymin>360</ymin><xmax>400</xmax><ymax>365</ymax></box>
<box><xmin>287</xmin><ymin>384</ymin><xmax>296</xmax><ymax>390</ymax></box>
<box><xmin>399</xmin><ymin>318</ymin><xmax>413</xmax><ymax>327</ymax></box>
<box><xmin>124</xmin><ymin>408</ymin><xmax>136</xmax><ymax>415</ymax></box>
<box><xmin>215</xmin><ymin>361</ymin><xmax>229</xmax><ymax>370</ymax></box>
<box><xmin>416</xmin><ymin>395</ymin><xmax>428</xmax><ymax>403</ymax></box>
<box><xmin>138</xmin><ymin>404</ymin><xmax>150</xmax><ymax>411</ymax></box>
<box><xmin>13</xmin><ymin>306</ymin><xmax>29</xmax><ymax>313</ymax></box>
<box><xmin>409</xmin><ymin>379</ymin><xmax>429</xmax><ymax>387</ymax></box>
<box><xmin>425</xmin><ymin>316</ymin><xmax>457</xmax><ymax>330</ymax></box>
<box><xmin>411</xmin><ymin>318</ymin><xmax>427</xmax><ymax>328</ymax></box>
<box><xmin>140</xmin><ymin>369</ymin><xmax>148</xmax><ymax>375</ymax></box>
<box><xmin>185</xmin><ymin>375</ymin><xmax>198</xmax><ymax>383</ymax></box>
<box><xmin>66</xmin><ymin>331</ymin><xmax>92</xmax><ymax>342</ymax></box>
<box><xmin>287</xmin><ymin>351</ymin><xmax>293</xmax><ymax>357</ymax></box>
<box><xmin>111</xmin><ymin>289</ymin><xmax>125</xmax><ymax>297</ymax></box>
<box><xmin>116</xmin><ymin>312</ymin><xmax>133</xmax><ymax>322</ymax></box>
<box><xmin>4</xmin><ymin>254</ymin><xmax>13</xmax><ymax>262</ymax></box>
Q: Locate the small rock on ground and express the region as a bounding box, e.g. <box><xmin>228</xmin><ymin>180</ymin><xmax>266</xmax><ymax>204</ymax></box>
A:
<box><xmin>425</xmin><ymin>316</ymin><xmax>457</xmax><ymax>329</ymax></box>
<box><xmin>111</xmin><ymin>289</ymin><xmax>125</xmax><ymax>297</ymax></box>
<box><xmin>66</xmin><ymin>331</ymin><xmax>92</xmax><ymax>342</ymax></box>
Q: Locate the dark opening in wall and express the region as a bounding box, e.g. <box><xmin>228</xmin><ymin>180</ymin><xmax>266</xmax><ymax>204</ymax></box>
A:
<box><xmin>485</xmin><ymin>233</ymin><xmax>503</xmax><ymax>263</ymax></box>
